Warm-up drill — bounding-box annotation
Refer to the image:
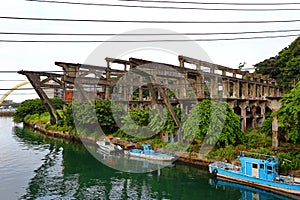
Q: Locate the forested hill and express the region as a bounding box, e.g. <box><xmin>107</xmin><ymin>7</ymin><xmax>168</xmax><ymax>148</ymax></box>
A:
<box><xmin>255</xmin><ymin>36</ymin><xmax>300</xmax><ymax>90</ymax></box>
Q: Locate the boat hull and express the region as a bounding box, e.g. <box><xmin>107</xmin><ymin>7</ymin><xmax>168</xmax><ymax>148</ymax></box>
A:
<box><xmin>209</xmin><ymin>165</ymin><xmax>300</xmax><ymax>196</ymax></box>
<box><xmin>124</xmin><ymin>151</ymin><xmax>175</xmax><ymax>161</ymax></box>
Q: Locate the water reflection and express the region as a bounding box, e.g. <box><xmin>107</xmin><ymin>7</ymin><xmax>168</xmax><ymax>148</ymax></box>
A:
<box><xmin>11</xmin><ymin>126</ymin><xmax>250</xmax><ymax>199</ymax></box>
<box><xmin>209</xmin><ymin>178</ymin><xmax>293</xmax><ymax>200</ymax></box>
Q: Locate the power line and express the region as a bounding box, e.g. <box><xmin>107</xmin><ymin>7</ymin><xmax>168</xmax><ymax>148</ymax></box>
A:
<box><xmin>0</xmin><ymin>80</ymin><xmax>27</xmax><ymax>82</ymax></box>
<box><xmin>24</xmin><ymin>0</ymin><xmax>300</xmax><ymax>11</ymax></box>
<box><xmin>1</xmin><ymin>29</ymin><xmax>300</xmax><ymax>36</ymax></box>
<box><xmin>0</xmin><ymin>93</ymin><xmax>36</xmax><ymax>95</ymax></box>
<box><xmin>114</xmin><ymin>0</ymin><xmax>300</xmax><ymax>6</ymax></box>
<box><xmin>2</xmin><ymin>16</ymin><xmax>300</xmax><ymax>24</ymax></box>
<box><xmin>0</xmin><ymin>33</ymin><xmax>299</xmax><ymax>42</ymax></box>
<box><xmin>0</xmin><ymin>71</ymin><xmax>63</xmax><ymax>73</ymax></box>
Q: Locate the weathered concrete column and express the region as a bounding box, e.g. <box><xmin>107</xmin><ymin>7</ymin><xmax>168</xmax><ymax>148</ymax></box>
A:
<box><xmin>210</xmin><ymin>76</ymin><xmax>218</xmax><ymax>98</ymax></box>
<box><xmin>249</xmin><ymin>83</ymin><xmax>256</xmax><ymax>98</ymax></box>
<box><xmin>275</xmin><ymin>87</ymin><xmax>280</xmax><ymax>97</ymax></box>
<box><xmin>233</xmin><ymin>81</ymin><xmax>240</xmax><ymax>98</ymax></box>
<box><xmin>241</xmin><ymin>82</ymin><xmax>248</xmax><ymax>99</ymax></box>
<box><xmin>239</xmin><ymin>102</ymin><xmax>247</xmax><ymax>131</ymax></box>
<box><xmin>260</xmin><ymin>102</ymin><xmax>266</xmax><ymax>122</ymax></box>
<box><xmin>263</xmin><ymin>86</ymin><xmax>269</xmax><ymax>97</ymax></box>
<box><xmin>272</xmin><ymin>116</ymin><xmax>279</xmax><ymax>150</ymax></box>
<box><xmin>222</xmin><ymin>79</ymin><xmax>229</xmax><ymax>98</ymax></box>
<box><xmin>123</xmin><ymin>85</ymin><xmax>128</xmax><ymax>100</ymax></box>
<box><xmin>268</xmin><ymin>99</ymin><xmax>281</xmax><ymax>149</ymax></box>
<box><xmin>270</xmin><ymin>87</ymin><xmax>275</xmax><ymax>97</ymax></box>
<box><xmin>139</xmin><ymin>86</ymin><xmax>143</xmax><ymax>101</ymax></box>
<box><xmin>178</xmin><ymin>78</ymin><xmax>186</xmax><ymax>98</ymax></box>
<box><xmin>179</xmin><ymin>57</ymin><xmax>185</xmax><ymax>67</ymax></box>
<box><xmin>251</xmin><ymin>106</ymin><xmax>257</xmax><ymax>128</ymax></box>
<box><xmin>196</xmin><ymin>74</ymin><xmax>204</xmax><ymax>97</ymax></box>
<box><xmin>257</xmin><ymin>84</ymin><xmax>263</xmax><ymax>98</ymax></box>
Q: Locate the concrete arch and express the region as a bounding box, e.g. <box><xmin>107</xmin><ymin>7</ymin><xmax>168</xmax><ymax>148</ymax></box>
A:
<box><xmin>0</xmin><ymin>81</ymin><xmax>30</xmax><ymax>105</ymax></box>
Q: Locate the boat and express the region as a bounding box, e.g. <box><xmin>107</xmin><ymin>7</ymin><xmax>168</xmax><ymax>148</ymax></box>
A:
<box><xmin>124</xmin><ymin>144</ymin><xmax>176</xmax><ymax>161</ymax></box>
<box><xmin>208</xmin><ymin>151</ymin><xmax>300</xmax><ymax>196</ymax></box>
<box><xmin>96</xmin><ymin>138</ymin><xmax>122</xmax><ymax>153</ymax></box>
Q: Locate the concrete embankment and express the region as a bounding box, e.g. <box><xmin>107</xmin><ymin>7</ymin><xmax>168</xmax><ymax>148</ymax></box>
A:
<box><xmin>0</xmin><ymin>111</ymin><xmax>14</xmax><ymax>116</ymax></box>
<box><xmin>24</xmin><ymin>122</ymin><xmax>96</xmax><ymax>145</ymax></box>
<box><xmin>24</xmin><ymin>122</ymin><xmax>213</xmax><ymax>168</ymax></box>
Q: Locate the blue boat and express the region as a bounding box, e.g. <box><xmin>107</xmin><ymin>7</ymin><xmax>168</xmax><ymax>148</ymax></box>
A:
<box><xmin>124</xmin><ymin>144</ymin><xmax>176</xmax><ymax>161</ymax></box>
<box><xmin>208</xmin><ymin>151</ymin><xmax>300</xmax><ymax>196</ymax></box>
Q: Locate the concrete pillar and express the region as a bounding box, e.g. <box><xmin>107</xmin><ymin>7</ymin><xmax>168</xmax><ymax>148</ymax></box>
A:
<box><xmin>257</xmin><ymin>84</ymin><xmax>263</xmax><ymax>98</ymax></box>
<box><xmin>272</xmin><ymin>116</ymin><xmax>279</xmax><ymax>150</ymax></box>
<box><xmin>196</xmin><ymin>74</ymin><xmax>204</xmax><ymax>97</ymax></box>
<box><xmin>179</xmin><ymin>58</ymin><xmax>184</xmax><ymax>67</ymax></box>
<box><xmin>275</xmin><ymin>88</ymin><xmax>280</xmax><ymax>97</ymax></box>
<box><xmin>233</xmin><ymin>81</ymin><xmax>240</xmax><ymax>98</ymax></box>
<box><xmin>222</xmin><ymin>79</ymin><xmax>229</xmax><ymax>98</ymax></box>
<box><xmin>123</xmin><ymin>85</ymin><xmax>128</xmax><ymax>100</ymax></box>
<box><xmin>252</xmin><ymin>106</ymin><xmax>257</xmax><ymax>128</ymax></box>
<box><xmin>268</xmin><ymin>100</ymin><xmax>280</xmax><ymax>149</ymax></box>
<box><xmin>242</xmin><ymin>82</ymin><xmax>248</xmax><ymax>99</ymax></box>
<box><xmin>260</xmin><ymin>102</ymin><xmax>266</xmax><ymax>122</ymax></box>
<box><xmin>263</xmin><ymin>86</ymin><xmax>269</xmax><ymax>97</ymax></box>
<box><xmin>210</xmin><ymin>76</ymin><xmax>218</xmax><ymax>98</ymax></box>
<box><xmin>249</xmin><ymin>83</ymin><xmax>256</xmax><ymax>98</ymax></box>
<box><xmin>139</xmin><ymin>86</ymin><xmax>143</xmax><ymax>101</ymax></box>
<box><xmin>270</xmin><ymin>87</ymin><xmax>275</xmax><ymax>97</ymax></box>
<box><xmin>239</xmin><ymin>102</ymin><xmax>247</xmax><ymax>131</ymax></box>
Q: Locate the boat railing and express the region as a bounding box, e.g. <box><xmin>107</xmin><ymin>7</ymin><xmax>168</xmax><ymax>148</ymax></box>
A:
<box><xmin>210</xmin><ymin>161</ymin><xmax>240</xmax><ymax>171</ymax></box>
<box><xmin>278</xmin><ymin>175</ymin><xmax>298</xmax><ymax>184</ymax></box>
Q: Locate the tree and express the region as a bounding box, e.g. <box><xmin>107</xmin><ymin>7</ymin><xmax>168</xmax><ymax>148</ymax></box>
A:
<box><xmin>255</xmin><ymin>36</ymin><xmax>300</xmax><ymax>90</ymax></box>
<box><xmin>276</xmin><ymin>81</ymin><xmax>300</xmax><ymax>143</ymax></box>
<box><xmin>182</xmin><ymin>100</ymin><xmax>244</xmax><ymax>147</ymax></box>
<box><xmin>149</xmin><ymin>107</ymin><xmax>182</xmax><ymax>136</ymax></box>
<box><xmin>13</xmin><ymin>98</ymin><xmax>64</xmax><ymax>123</ymax></box>
<box><xmin>70</xmin><ymin>99</ymin><xmax>126</xmax><ymax>135</ymax></box>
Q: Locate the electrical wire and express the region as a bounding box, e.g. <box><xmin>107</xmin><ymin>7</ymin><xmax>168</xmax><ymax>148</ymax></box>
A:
<box><xmin>2</xmin><ymin>16</ymin><xmax>300</xmax><ymax>24</ymax></box>
<box><xmin>0</xmin><ymin>93</ymin><xmax>36</xmax><ymax>95</ymax></box>
<box><xmin>0</xmin><ymin>29</ymin><xmax>300</xmax><ymax>36</ymax></box>
<box><xmin>24</xmin><ymin>0</ymin><xmax>300</xmax><ymax>11</ymax></box>
<box><xmin>0</xmin><ymin>33</ymin><xmax>299</xmax><ymax>42</ymax></box>
<box><xmin>113</xmin><ymin>0</ymin><xmax>300</xmax><ymax>6</ymax></box>
<box><xmin>0</xmin><ymin>80</ymin><xmax>28</xmax><ymax>81</ymax></box>
<box><xmin>0</xmin><ymin>71</ymin><xmax>63</xmax><ymax>73</ymax></box>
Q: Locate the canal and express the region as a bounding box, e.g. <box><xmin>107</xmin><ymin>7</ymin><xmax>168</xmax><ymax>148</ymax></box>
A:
<box><xmin>0</xmin><ymin>117</ymin><xmax>292</xmax><ymax>199</ymax></box>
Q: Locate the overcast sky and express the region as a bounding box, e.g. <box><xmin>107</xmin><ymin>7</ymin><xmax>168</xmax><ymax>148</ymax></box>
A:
<box><xmin>0</xmin><ymin>0</ymin><xmax>299</xmax><ymax>102</ymax></box>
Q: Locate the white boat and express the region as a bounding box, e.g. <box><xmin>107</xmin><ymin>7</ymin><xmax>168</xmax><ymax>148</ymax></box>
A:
<box><xmin>96</xmin><ymin>138</ymin><xmax>122</xmax><ymax>153</ymax></box>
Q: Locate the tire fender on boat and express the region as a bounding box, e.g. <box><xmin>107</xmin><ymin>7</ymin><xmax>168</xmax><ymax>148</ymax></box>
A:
<box><xmin>213</xmin><ymin>169</ymin><xmax>218</xmax><ymax>174</ymax></box>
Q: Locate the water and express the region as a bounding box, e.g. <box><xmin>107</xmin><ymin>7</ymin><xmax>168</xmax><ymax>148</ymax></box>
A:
<box><xmin>0</xmin><ymin>117</ymin><xmax>292</xmax><ymax>200</ymax></box>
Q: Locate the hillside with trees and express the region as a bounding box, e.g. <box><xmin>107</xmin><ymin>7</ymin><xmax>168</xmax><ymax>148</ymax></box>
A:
<box><xmin>255</xmin><ymin>36</ymin><xmax>300</xmax><ymax>90</ymax></box>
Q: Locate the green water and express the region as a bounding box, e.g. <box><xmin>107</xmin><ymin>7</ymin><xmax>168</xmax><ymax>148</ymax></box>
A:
<box><xmin>0</xmin><ymin>117</ymin><xmax>291</xmax><ymax>199</ymax></box>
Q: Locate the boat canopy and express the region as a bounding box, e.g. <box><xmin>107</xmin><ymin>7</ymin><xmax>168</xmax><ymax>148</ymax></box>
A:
<box><xmin>239</xmin><ymin>152</ymin><xmax>279</xmax><ymax>181</ymax></box>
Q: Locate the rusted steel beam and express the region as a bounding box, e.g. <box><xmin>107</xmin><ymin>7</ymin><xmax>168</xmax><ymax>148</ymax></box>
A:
<box><xmin>18</xmin><ymin>70</ymin><xmax>62</xmax><ymax>124</ymax></box>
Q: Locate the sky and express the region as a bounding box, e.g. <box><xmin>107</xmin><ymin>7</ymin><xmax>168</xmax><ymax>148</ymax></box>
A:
<box><xmin>0</xmin><ymin>0</ymin><xmax>299</xmax><ymax>102</ymax></box>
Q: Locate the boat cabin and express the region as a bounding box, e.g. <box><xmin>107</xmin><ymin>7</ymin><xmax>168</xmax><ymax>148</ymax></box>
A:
<box><xmin>238</xmin><ymin>153</ymin><xmax>279</xmax><ymax>181</ymax></box>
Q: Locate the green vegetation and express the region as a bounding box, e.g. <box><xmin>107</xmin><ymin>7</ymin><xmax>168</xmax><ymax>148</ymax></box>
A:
<box><xmin>13</xmin><ymin>98</ymin><xmax>63</xmax><ymax>122</ymax></box>
<box><xmin>276</xmin><ymin>81</ymin><xmax>300</xmax><ymax>143</ymax></box>
<box><xmin>255</xmin><ymin>36</ymin><xmax>300</xmax><ymax>90</ymax></box>
<box><xmin>182</xmin><ymin>100</ymin><xmax>244</xmax><ymax>147</ymax></box>
<box><xmin>13</xmin><ymin>81</ymin><xmax>300</xmax><ymax>172</ymax></box>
